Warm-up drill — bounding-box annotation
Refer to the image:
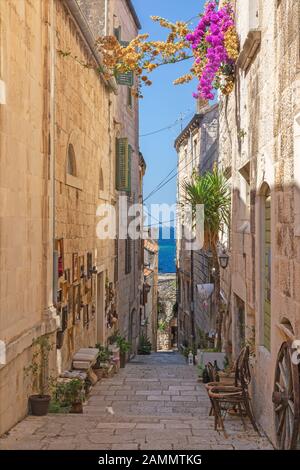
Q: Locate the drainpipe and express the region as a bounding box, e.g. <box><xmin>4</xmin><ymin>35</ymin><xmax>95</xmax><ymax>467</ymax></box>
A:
<box><xmin>50</xmin><ymin>0</ymin><xmax>57</xmax><ymax>307</ymax></box>
<box><xmin>104</xmin><ymin>0</ymin><xmax>109</xmax><ymax>35</ymax></box>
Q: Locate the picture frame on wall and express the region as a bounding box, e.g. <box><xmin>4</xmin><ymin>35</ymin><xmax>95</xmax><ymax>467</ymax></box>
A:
<box><xmin>73</xmin><ymin>283</ymin><xmax>81</xmax><ymax>324</ymax></box>
<box><xmin>72</xmin><ymin>253</ymin><xmax>79</xmax><ymax>282</ymax></box>
<box><xmin>56</xmin><ymin>238</ymin><xmax>64</xmax><ymax>278</ymax></box>
<box><xmin>79</xmin><ymin>255</ymin><xmax>85</xmax><ymax>279</ymax></box>
<box><xmin>64</xmin><ymin>268</ymin><xmax>71</xmax><ymax>284</ymax></box>
<box><xmin>57</xmin><ymin>288</ymin><xmax>62</xmax><ymax>305</ymax></box>
<box><xmin>87</xmin><ymin>252</ymin><xmax>93</xmax><ymax>279</ymax></box>
<box><xmin>61</xmin><ymin>280</ymin><xmax>68</xmax><ymax>303</ymax></box>
<box><xmin>61</xmin><ymin>306</ymin><xmax>68</xmax><ymax>332</ymax></box>
<box><xmin>91</xmin><ymin>276</ymin><xmax>96</xmax><ymax>300</ymax></box>
<box><xmin>83</xmin><ymin>304</ymin><xmax>89</xmax><ymax>326</ymax></box>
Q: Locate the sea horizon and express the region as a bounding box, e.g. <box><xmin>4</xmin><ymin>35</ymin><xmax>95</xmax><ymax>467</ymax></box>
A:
<box><xmin>158</xmin><ymin>226</ymin><xmax>176</xmax><ymax>274</ymax></box>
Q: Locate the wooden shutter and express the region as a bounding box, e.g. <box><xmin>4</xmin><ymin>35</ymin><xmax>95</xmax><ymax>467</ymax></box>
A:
<box><xmin>128</xmin><ymin>144</ymin><xmax>132</xmax><ymax>193</ymax></box>
<box><xmin>116</xmin><ymin>40</ymin><xmax>134</xmax><ymax>87</ymax></box>
<box><xmin>264</xmin><ymin>193</ymin><xmax>271</xmax><ymax>350</ymax></box>
<box><xmin>116</xmin><ymin>138</ymin><xmax>129</xmax><ymax>191</ymax></box>
<box><xmin>116</xmin><ymin>138</ymin><xmax>131</xmax><ymax>192</ymax></box>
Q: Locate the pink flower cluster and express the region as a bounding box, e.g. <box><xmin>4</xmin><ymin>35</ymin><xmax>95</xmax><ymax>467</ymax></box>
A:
<box><xmin>186</xmin><ymin>1</ymin><xmax>235</xmax><ymax>100</ymax></box>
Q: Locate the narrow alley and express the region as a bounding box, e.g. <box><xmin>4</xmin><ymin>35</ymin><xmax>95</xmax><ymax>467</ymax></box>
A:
<box><xmin>0</xmin><ymin>352</ymin><xmax>272</xmax><ymax>451</ymax></box>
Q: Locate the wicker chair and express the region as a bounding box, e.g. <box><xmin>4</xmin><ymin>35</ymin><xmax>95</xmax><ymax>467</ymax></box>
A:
<box><xmin>208</xmin><ymin>346</ymin><xmax>259</xmax><ymax>435</ymax></box>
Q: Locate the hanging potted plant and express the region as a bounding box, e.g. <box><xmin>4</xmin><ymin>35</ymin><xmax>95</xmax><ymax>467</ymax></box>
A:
<box><xmin>24</xmin><ymin>335</ymin><xmax>53</xmax><ymax>416</ymax></box>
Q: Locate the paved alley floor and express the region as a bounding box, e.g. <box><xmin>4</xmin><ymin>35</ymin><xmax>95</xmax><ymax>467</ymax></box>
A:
<box><xmin>0</xmin><ymin>352</ymin><xmax>273</xmax><ymax>450</ymax></box>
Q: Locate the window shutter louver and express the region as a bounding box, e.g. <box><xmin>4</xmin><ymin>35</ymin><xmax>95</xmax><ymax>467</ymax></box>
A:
<box><xmin>116</xmin><ymin>40</ymin><xmax>134</xmax><ymax>87</ymax></box>
<box><xmin>116</xmin><ymin>138</ymin><xmax>131</xmax><ymax>192</ymax></box>
<box><xmin>128</xmin><ymin>144</ymin><xmax>132</xmax><ymax>193</ymax></box>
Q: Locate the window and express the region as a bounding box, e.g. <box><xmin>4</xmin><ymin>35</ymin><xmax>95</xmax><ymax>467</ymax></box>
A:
<box><xmin>193</xmin><ymin>139</ymin><xmax>198</xmax><ymax>158</ymax></box>
<box><xmin>67</xmin><ymin>143</ymin><xmax>77</xmax><ymax>176</ymax></box>
<box><xmin>114</xmin><ymin>26</ymin><xmax>121</xmax><ymax>41</ymax></box>
<box><xmin>262</xmin><ymin>185</ymin><xmax>271</xmax><ymax>350</ymax></box>
<box><xmin>127</xmin><ymin>86</ymin><xmax>133</xmax><ymax>108</ymax></box>
<box><xmin>99</xmin><ymin>167</ymin><xmax>104</xmax><ymax>191</ymax></box>
<box><xmin>238</xmin><ymin>161</ymin><xmax>251</xmax><ymax>221</ymax></box>
<box><xmin>116</xmin><ymin>138</ymin><xmax>131</xmax><ymax>192</ymax></box>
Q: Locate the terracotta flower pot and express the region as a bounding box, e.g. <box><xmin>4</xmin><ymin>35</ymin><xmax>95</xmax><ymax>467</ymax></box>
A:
<box><xmin>29</xmin><ymin>395</ymin><xmax>51</xmax><ymax>416</ymax></box>
<box><xmin>70</xmin><ymin>402</ymin><xmax>83</xmax><ymax>414</ymax></box>
<box><xmin>120</xmin><ymin>352</ymin><xmax>126</xmax><ymax>369</ymax></box>
<box><xmin>93</xmin><ymin>368</ymin><xmax>103</xmax><ymax>380</ymax></box>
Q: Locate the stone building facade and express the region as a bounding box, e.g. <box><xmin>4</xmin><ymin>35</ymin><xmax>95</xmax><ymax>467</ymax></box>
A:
<box><xmin>175</xmin><ymin>102</ymin><xmax>219</xmax><ymax>349</ymax></box>
<box><xmin>143</xmin><ymin>239</ymin><xmax>159</xmax><ymax>350</ymax></box>
<box><xmin>0</xmin><ymin>0</ymin><xmax>142</xmax><ymax>436</ymax></box>
<box><xmin>219</xmin><ymin>0</ymin><xmax>300</xmax><ymax>447</ymax></box>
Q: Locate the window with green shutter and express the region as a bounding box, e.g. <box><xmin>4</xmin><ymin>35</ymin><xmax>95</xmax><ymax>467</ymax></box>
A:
<box><xmin>263</xmin><ymin>189</ymin><xmax>271</xmax><ymax>350</ymax></box>
<box><xmin>116</xmin><ymin>138</ymin><xmax>132</xmax><ymax>192</ymax></box>
<box><xmin>116</xmin><ymin>40</ymin><xmax>134</xmax><ymax>87</ymax></box>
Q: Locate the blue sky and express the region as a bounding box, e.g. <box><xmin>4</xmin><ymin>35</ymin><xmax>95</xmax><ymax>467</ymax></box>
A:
<box><xmin>133</xmin><ymin>0</ymin><xmax>206</xmax><ymax>226</ymax></box>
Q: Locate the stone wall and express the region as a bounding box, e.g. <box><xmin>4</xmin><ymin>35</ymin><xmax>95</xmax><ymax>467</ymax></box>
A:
<box><xmin>0</xmin><ymin>0</ymin><xmax>57</xmax><ymax>435</ymax></box>
<box><xmin>110</xmin><ymin>0</ymin><xmax>143</xmax><ymax>353</ymax></box>
<box><xmin>54</xmin><ymin>0</ymin><xmax>115</xmax><ymax>371</ymax></box>
<box><xmin>157</xmin><ymin>274</ymin><xmax>176</xmax><ymax>351</ymax></box>
<box><xmin>175</xmin><ymin>104</ymin><xmax>219</xmax><ymax>348</ymax></box>
<box><xmin>0</xmin><ymin>0</ymin><xmax>142</xmax><ymax>435</ymax></box>
<box><xmin>219</xmin><ymin>0</ymin><xmax>300</xmax><ymax>445</ymax></box>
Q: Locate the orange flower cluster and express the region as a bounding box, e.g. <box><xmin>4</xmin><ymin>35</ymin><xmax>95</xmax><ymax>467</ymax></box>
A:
<box><xmin>96</xmin><ymin>16</ymin><xmax>192</xmax><ymax>97</ymax></box>
<box><xmin>224</xmin><ymin>26</ymin><xmax>239</xmax><ymax>60</ymax></box>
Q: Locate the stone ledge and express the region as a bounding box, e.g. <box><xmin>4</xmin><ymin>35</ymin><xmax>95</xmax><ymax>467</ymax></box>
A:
<box><xmin>237</xmin><ymin>29</ymin><xmax>261</xmax><ymax>72</ymax></box>
<box><xmin>66</xmin><ymin>174</ymin><xmax>83</xmax><ymax>190</ymax></box>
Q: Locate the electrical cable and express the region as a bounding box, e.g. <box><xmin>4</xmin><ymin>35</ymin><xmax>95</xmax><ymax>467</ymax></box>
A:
<box><xmin>139</xmin><ymin>110</ymin><xmax>193</xmax><ymax>138</ymax></box>
<box><xmin>144</xmin><ymin>150</ymin><xmax>198</xmax><ymax>203</ymax></box>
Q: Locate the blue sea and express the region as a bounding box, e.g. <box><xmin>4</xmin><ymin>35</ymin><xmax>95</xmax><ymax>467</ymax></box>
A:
<box><xmin>158</xmin><ymin>226</ymin><xmax>176</xmax><ymax>274</ymax></box>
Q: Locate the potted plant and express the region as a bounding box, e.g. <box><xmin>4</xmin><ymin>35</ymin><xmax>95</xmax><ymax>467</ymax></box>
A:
<box><xmin>67</xmin><ymin>379</ymin><xmax>85</xmax><ymax>413</ymax></box>
<box><xmin>138</xmin><ymin>334</ymin><xmax>152</xmax><ymax>355</ymax></box>
<box><xmin>93</xmin><ymin>344</ymin><xmax>111</xmax><ymax>380</ymax></box>
<box><xmin>116</xmin><ymin>335</ymin><xmax>131</xmax><ymax>368</ymax></box>
<box><xmin>24</xmin><ymin>335</ymin><xmax>53</xmax><ymax>416</ymax></box>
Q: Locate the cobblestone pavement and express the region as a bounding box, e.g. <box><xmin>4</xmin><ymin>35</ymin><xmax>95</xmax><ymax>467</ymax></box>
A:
<box><xmin>0</xmin><ymin>352</ymin><xmax>273</xmax><ymax>450</ymax></box>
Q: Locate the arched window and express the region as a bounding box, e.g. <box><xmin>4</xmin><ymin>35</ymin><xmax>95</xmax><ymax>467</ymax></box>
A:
<box><xmin>262</xmin><ymin>184</ymin><xmax>271</xmax><ymax>350</ymax></box>
<box><xmin>99</xmin><ymin>167</ymin><xmax>104</xmax><ymax>191</ymax></box>
<box><xmin>67</xmin><ymin>143</ymin><xmax>77</xmax><ymax>176</ymax></box>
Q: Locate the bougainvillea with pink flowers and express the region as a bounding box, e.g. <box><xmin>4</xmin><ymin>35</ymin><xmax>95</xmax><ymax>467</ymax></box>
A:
<box><xmin>185</xmin><ymin>1</ymin><xmax>239</xmax><ymax>100</ymax></box>
<box><xmin>61</xmin><ymin>1</ymin><xmax>238</xmax><ymax>100</ymax></box>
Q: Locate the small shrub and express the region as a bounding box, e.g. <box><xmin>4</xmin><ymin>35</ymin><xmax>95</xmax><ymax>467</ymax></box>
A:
<box><xmin>138</xmin><ymin>334</ymin><xmax>152</xmax><ymax>355</ymax></box>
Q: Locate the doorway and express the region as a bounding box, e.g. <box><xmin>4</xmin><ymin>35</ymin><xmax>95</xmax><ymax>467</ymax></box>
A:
<box><xmin>96</xmin><ymin>271</ymin><xmax>105</xmax><ymax>344</ymax></box>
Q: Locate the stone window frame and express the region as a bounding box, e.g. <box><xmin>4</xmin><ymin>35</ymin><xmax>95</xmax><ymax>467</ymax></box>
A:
<box><xmin>237</xmin><ymin>160</ymin><xmax>251</xmax><ymax>233</ymax></box>
<box><xmin>65</xmin><ymin>137</ymin><xmax>83</xmax><ymax>191</ymax></box>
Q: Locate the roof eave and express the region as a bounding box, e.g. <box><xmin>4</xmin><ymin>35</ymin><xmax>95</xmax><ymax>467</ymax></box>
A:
<box><xmin>125</xmin><ymin>0</ymin><xmax>142</xmax><ymax>30</ymax></box>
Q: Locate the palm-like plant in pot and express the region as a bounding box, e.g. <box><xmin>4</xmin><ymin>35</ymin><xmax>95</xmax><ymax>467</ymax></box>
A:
<box><xmin>183</xmin><ymin>167</ymin><xmax>231</xmax><ymax>351</ymax></box>
<box><xmin>24</xmin><ymin>335</ymin><xmax>54</xmax><ymax>416</ymax></box>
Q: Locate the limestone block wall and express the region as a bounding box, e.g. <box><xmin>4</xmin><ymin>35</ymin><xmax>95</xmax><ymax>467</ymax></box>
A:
<box><xmin>110</xmin><ymin>0</ymin><xmax>142</xmax><ymax>348</ymax></box>
<box><xmin>219</xmin><ymin>0</ymin><xmax>300</xmax><ymax>445</ymax></box>
<box><xmin>54</xmin><ymin>0</ymin><xmax>116</xmax><ymax>369</ymax></box>
<box><xmin>0</xmin><ymin>0</ymin><xmax>57</xmax><ymax>435</ymax></box>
